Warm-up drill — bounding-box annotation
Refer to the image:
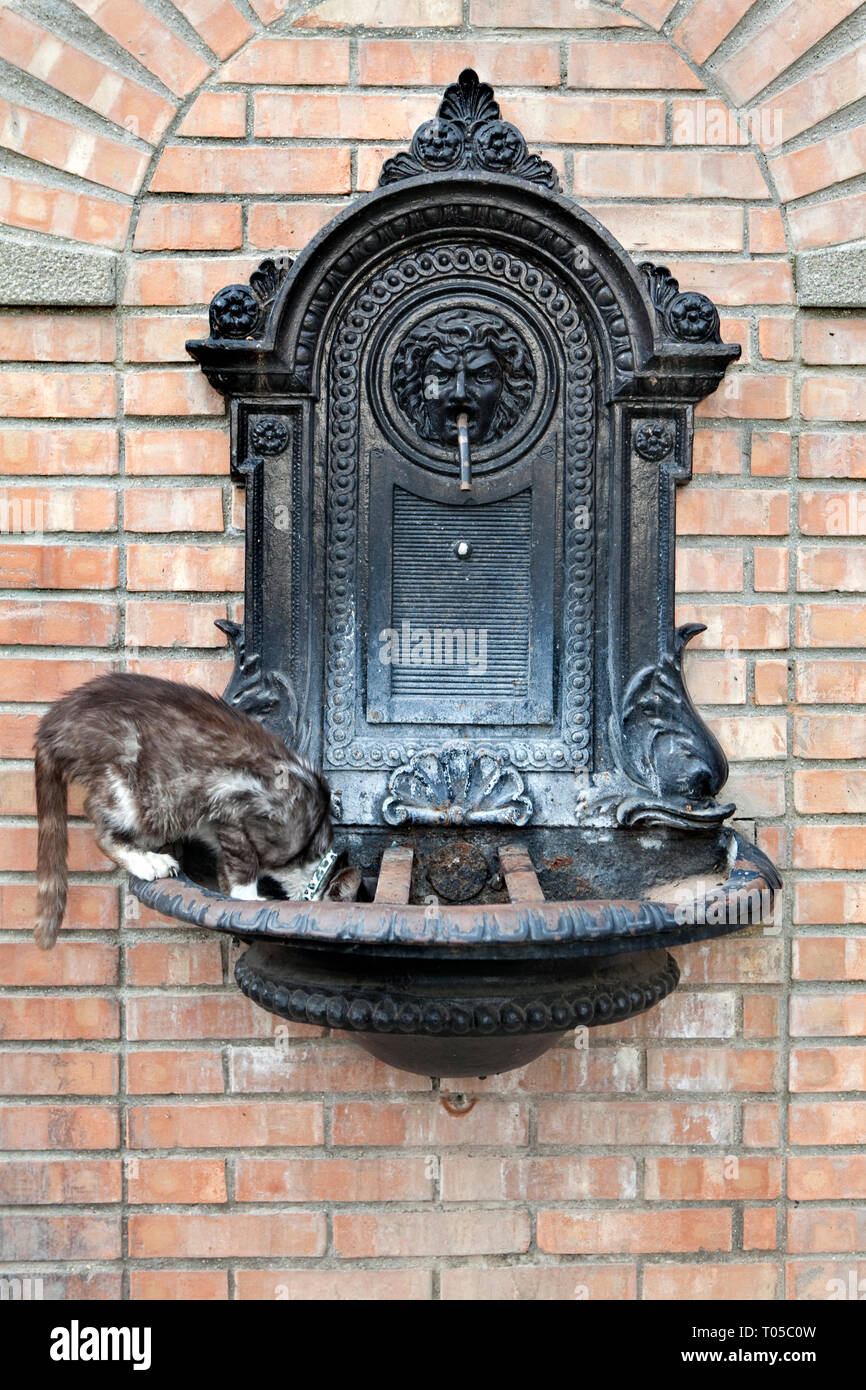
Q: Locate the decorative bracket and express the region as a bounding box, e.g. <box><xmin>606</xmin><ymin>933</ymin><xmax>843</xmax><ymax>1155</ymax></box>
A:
<box><xmin>611</xmin><ymin>624</ymin><xmax>735</xmax><ymax>829</ymax></box>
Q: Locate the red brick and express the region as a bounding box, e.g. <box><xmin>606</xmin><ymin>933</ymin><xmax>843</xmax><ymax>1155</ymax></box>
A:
<box><xmin>568</xmin><ymin>41</ymin><xmax>701</xmax><ymax>89</ymax></box>
<box><xmin>790</xmin><ymin>1100</ymin><xmax>866</xmax><ymax>1145</ymax></box>
<box><xmin>0</xmin><ymin>98</ymin><xmax>148</xmax><ymax>195</ymax></box>
<box><xmin>129</xmin><ymin>1211</ymin><xmax>324</xmax><ymax>1258</ymax></box>
<box><xmin>0</xmin><ymin>1214</ymin><xmax>120</xmax><ymax>1260</ymax></box>
<box><xmin>786</xmin><ymin>1260</ymin><xmax>866</xmax><ymax>1301</ymax></box>
<box><xmin>798</xmin><ymin>548</ymin><xmax>866</xmax><ymax>591</ymax></box>
<box><xmin>795</xmin><ymin>714</ymin><xmax>866</xmax><ymax>759</ymax></box>
<box><xmin>0</xmin><ymin>942</ymin><xmax>117</xmax><ymax>987</ymax></box>
<box><xmin>128</xmin><ymin>1102</ymin><xmax>322</xmax><ymax>1149</ymax></box>
<box><xmin>677</xmin><ymin>488</ymin><xmax>788</xmax><ymax>535</ymax></box>
<box><xmin>235</xmin><ymin>1269</ymin><xmax>431</xmax><ymax>1300</ymax></box>
<box><xmin>0</xmin><ymin>1104</ymin><xmax>118</xmax><ymax>1150</ymax></box>
<box><xmin>538</xmin><ymin>1101</ymin><xmax>733</xmax><ymax>1145</ymax></box>
<box><xmin>754</xmin><ymin>658</ymin><xmax>788</xmax><ymax>704</ymax></box>
<box><xmin>802</xmin><ymin>376</ymin><xmax>866</xmax><ymax>422</ymax></box>
<box><xmin>248</xmin><ymin>201</ymin><xmax>348</xmax><ymax>250</ymax></box>
<box><xmin>0</xmin><ymin>995</ymin><xmax>119</xmax><ymax>1041</ymax></box>
<box><xmin>675</xmin><ymin>603</ymin><xmax>789</xmax><ymax>649</ymax></box>
<box><xmin>744</xmin><ymin>993</ymin><xmax>780</xmax><ymax>1038</ymax></box>
<box><xmin>332</xmin><ymin>1100</ymin><xmax>528</xmax><ymax>1147</ymax></box>
<box><xmin>538</xmin><ymin>1208</ymin><xmax>731</xmax><ymax>1254</ymax></box>
<box><xmin>236</xmin><ymin>1157</ymin><xmax>432</xmax><ymax>1202</ymax></box>
<box><xmin>571</xmin><ymin>150</ymin><xmax>769</xmax><ymax>199</ymax></box>
<box><xmin>441</xmin><ymin>1045</ymin><xmax>641</xmax><ymax>1094</ymax></box>
<box><xmin>646</xmin><ymin>1156</ymin><xmax>781</xmax><ymax>1200</ymax></box>
<box><xmin>789</xmin><ymin>1208</ymin><xmax>866</xmax><ymax>1255</ymax></box>
<box><xmin>125</xmin><ymin>486</ymin><xmax>224</xmax><ymax>532</ymax></box>
<box><xmin>0</xmin><ymin>370</ymin><xmax>116</xmax><ymax>418</ymax></box>
<box><xmin>127</xmin><ymin>991</ymin><xmax>287</xmax><ymax>1039</ymax></box>
<box><xmin>755</xmin><ymin>46</ymin><xmax>866</xmax><ymax>149</ymax></box>
<box><xmin>789</xmin><ymin>1156</ymin><xmax>866</xmax><ymax>1201</ymax></box>
<box><xmin>123</xmin><ymin>315</ymin><xmax>209</xmax><ymax>363</ymax></box>
<box><xmin>125</xmin><ymin>427</ymin><xmax>229</xmax><ymax>475</ymax></box>
<box><xmin>0</xmin><ymin>9</ymin><xmax>175</xmax><ymax>145</ymax></box>
<box><xmin>676</xmin><ymin>548</ymin><xmax>743</xmax><ymax>592</ymax></box>
<box><xmin>0</xmin><ymin>313</ymin><xmax>114</xmax><ymax>363</ymax></box>
<box><xmin>0</xmin><ymin>426</ymin><xmax>118</xmax><ymax>476</ymax></box>
<box><xmin>794</xmin><ymin>826</ymin><xmax>866</xmax><ymax>868</ymax></box>
<box><xmin>440</xmin><ymin>1264</ymin><xmax>635</xmax><ymax>1300</ymax></box>
<box><xmin>72</xmin><ymin>0</ymin><xmax>211</xmax><ymax>97</ymax></box>
<box><xmin>794</xmin><ymin>938</ymin><xmax>866</xmax><ymax>981</ymax></box>
<box><xmin>0</xmin><ymin>656</ymin><xmax>112</xmax><ymax>702</ymax></box>
<box><xmin>797</xmin><ymin>663</ymin><xmax>866</xmax><ymax>705</ymax></box>
<box><xmin>771</xmin><ymin>128</ymin><xmax>866</xmax><ymax>202</ymax></box>
<box><xmin>794</xmin><ymin>879</ymin><xmax>866</xmax><ymax>924</ymax></box>
<box><xmin>127</xmin><ymin>1050</ymin><xmax>224</xmax><ymax>1095</ymax></box>
<box><xmin>716</xmin><ymin>0</ymin><xmax>861</xmax><ymax>105</ymax></box>
<box><xmin>790</xmin><ymin>993</ymin><xmax>866</xmax><ymax>1037</ymax></box>
<box><xmin>791</xmin><ymin>1047</ymin><xmax>866</xmax><ymax>1092</ymax></box>
<box><xmin>223</xmin><ymin>36</ymin><xmax>350</xmax><ymax>83</ymax></box>
<box><xmin>128</xmin><ymin>1157</ymin><xmax>227</xmax><ymax>1204</ymax></box>
<box><xmin>440</xmin><ymin>1155</ymin><xmax>636</xmax><ymax>1201</ymax></box>
<box><xmin>229</xmin><ymin>1044</ymin><xmax>430</xmax><ymax>1093</ymax></box>
<box><xmin>359</xmin><ymin>39</ymin><xmax>558</xmax><ymax>87</ymax></box>
<box><xmin>759</xmin><ymin>318</ymin><xmax>794</xmax><ymax>361</ymax></box>
<box><xmin>749</xmin><ymin>207</ymin><xmax>786</xmax><ymax>253</ymax></box>
<box><xmin>589</xmin><ymin>203</ymin><xmax>743</xmax><ymax>255</ymax></box>
<box><xmin>130</xmin><ymin>1270</ymin><xmax>228</xmax><ymax>1300</ymax></box>
<box><xmin>789</xmin><ymin>192</ymin><xmax>866</xmax><ymax>250</ymax></box>
<box><xmin>800</xmin><ymin>433</ymin><xmax>866</xmax><ymax>478</ymax></box>
<box><xmin>693</xmin><ymin>429</ymin><xmax>743</xmax><ymax>474</ymax></box>
<box><xmin>169</xmin><ymin>0</ymin><xmax>253</xmax><ymax>60</ymax></box>
<box><xmin>0</xmin><ymin>825</ymin><xmax>110</xmax><ymax>873</ymax></box>
<box><xmin>797</xmin><ymin>603</ymin><xmax>866</xmax><ymax>646</ymax></box>
<box><xmin>124</xmin><ymin>369</ymin><xmax>223</xmax><ymax>417</ymax></box>
<box><xmin>644</xmin><ymin>1263</ymin><xmax>777</xmax><ymax>1299</ymax></box>
<box><xmin>673</xmin><ymin>0</ymin><xmax>752</xmax><ymax>64</ymax></box>
<box><xmin>124</xmin><ymin>256</ymin><xmax>257</xmax><ymax>307</ymax></box>
<box><xmin>647</xmin><ymin>1048</ymin><xmax>777</xmax><ymax>1092</ymax></box>
<box><xmin>335</xmin><ymin>1210</ymin><xmax>529</xmax><ymax>1258</ymax></box>
<box><xmin>0</xmin><ymin>1050</ymin><xmax>117</xmax><ymax>1095</ymax></box>
<box><xmin>0</xmin><ymin>172</ymin><xmax>129</xmax><ymax>248</ymax></box>
<box><xmin>125</xmin><ymin>941</ymin><xmax>223</xmax><ymax>986</ymax></box>
<box><xmin>126</xmin><ymin>655</ymin><xmax>231</xmax><ymax>694</ymax></box>
<box><xmin>0</xmin><ymin>484</ymin><xmax>116</xmax><ymax>531</ymax></box>
<box><xmin>744</xmin><ymin>1207</ymin><xmax>778</xmax><ymax>1250</ymax></box>
<box><xmin>0</xmin><ymin>598</ymin><xmax>118</xmax><ymax>646</ymax></box>
<box><xmin>803</xmin><ymin>319</ymin><xmax>866</xmax><ymax>366</ymax></box>
<box><xmin>0</xmin><ymin>1159</ymin><xmax>120</xmax><ymax>1204</ymax></box>
<box><xmin>668</xmin><ymin>259</ymin><xmax>794</xmax><ymax>306</ymax></box>
<box><xmin>127</xmin><ymin>544</ymin><xmax>242</xmax><ymax>592</ymax></box>
<box><xmin>177</xmin><ymin>93</ymin><xmax>246</xmax><ymax>139</ymax></box>
<box><xmin>133</xmin><ymin>203</ymin><xmax>242</xmax><ymax>252</ymax></box>
<box><xmin>150</xmin><ymin>146</ymin><xmax>350</xmax><ymax>195</ymax></box>
<box><xmin>0</xmin><ymin>883</ymin><xmax>117</xmax><ymax>932</ymax></box>
<box><xmin>754</xmin><ymin>546</ymin><xmax>789</xmax><ymax>591</ymax></box>
<box><xmin>698</xmin><ymin>375</ymin><xmax>793</xmax><ymax>420</ymax></box>
<box><xmin>743</xmin><ymin>1102</ymin><xmax>779</xmax><ymax>1147</ymax></box>
<box><xmin>469</xmin><ymin>0</ymin><xmax>639</xmax><ymax>26</ymax></box>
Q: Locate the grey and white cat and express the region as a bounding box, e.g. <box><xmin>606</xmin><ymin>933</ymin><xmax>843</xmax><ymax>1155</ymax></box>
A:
<box><xmin>34</xmin><ymin>672</ymin><xmax>333</xmax><ymax>949</ymax></box>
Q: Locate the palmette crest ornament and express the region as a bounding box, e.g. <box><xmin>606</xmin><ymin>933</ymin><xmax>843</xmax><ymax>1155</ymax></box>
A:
<box><xmin>379</xmin><ymin>68</ymin><xmax>561</xmax><ymax>191</ymax></box>
<box><xmin>382</xmin><ymin>746</ymin><xmax>533</xmax><ymax>826</ymax></box>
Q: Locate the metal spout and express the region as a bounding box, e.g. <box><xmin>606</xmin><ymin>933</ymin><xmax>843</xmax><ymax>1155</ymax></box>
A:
<box><xmin>457</xmin><ymin>412</ymin><xmax>471</xmax><ymax>490</ymax></box>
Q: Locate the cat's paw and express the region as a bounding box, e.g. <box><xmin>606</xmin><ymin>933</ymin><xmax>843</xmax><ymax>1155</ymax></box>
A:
<box><xmin>229</xmin><ymin>880</ymin><xmax>265</xmax><ymax>901</ymax></box>
<box><xmin>126</xmin><ymin>850</ymin><xmax>179</xmax><ymax>881</ymax></box>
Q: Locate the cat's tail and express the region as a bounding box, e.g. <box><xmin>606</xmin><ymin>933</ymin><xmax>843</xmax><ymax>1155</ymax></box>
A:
<box><xmin>34</xmin><ymin>743</ymin><xmax>68</xmax><ymax>949</ymax></box>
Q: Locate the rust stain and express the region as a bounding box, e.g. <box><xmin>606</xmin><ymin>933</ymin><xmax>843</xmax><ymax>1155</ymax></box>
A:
<box><xmin>441</xmin><ymin>1095</ymin><xmax>477</xmax><ymax>1117</ymax></box>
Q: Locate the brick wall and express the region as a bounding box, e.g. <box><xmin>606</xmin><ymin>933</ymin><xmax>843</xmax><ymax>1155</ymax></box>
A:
<box><xmin>1</xmin><ymin>0</ymin><xmax>864</xmax><ymax>1301</ymax></box>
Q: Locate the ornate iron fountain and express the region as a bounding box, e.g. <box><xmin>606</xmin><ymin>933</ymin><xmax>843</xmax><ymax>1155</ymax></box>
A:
<box><xmin>131</xmin><ymin>71</ymin><xmax>781</xmax><ymax>1076</ymax></box>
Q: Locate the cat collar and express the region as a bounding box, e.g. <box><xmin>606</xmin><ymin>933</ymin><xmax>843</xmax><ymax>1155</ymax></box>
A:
<box><xmin>301</xmin><ymin>846</ymin><xmax>341</xmax><ymax>901</ymax></box>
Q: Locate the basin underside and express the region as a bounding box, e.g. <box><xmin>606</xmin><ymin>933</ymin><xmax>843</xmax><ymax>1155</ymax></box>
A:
<box><xmin>130</xmin><ymin>827</ymin><xmax>780</xmax><ymax>1076</ymax></box>
<box><xmin>235</xmin><ymin>941</ymin><xmax>680</xmax><ymax>1076</ymax></box>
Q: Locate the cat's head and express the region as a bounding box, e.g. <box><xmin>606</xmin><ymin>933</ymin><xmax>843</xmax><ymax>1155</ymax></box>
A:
<box><xmin>210</xmin><ymin>754</ymin><xmax>334</xmax><ymax>894</ymax></box>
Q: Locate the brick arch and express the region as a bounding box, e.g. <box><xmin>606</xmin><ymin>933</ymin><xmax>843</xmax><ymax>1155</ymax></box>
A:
<box><xmin>1</xmin><ymin>0</ymin><xmax>862</xmax><ymax>265</ymax></box>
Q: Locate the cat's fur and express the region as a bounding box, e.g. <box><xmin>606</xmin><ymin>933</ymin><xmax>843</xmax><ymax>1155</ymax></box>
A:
<box><xmin>34</xmin><ymin>673</ymin><xmax>333</xmax><ymax>949</ymax></box>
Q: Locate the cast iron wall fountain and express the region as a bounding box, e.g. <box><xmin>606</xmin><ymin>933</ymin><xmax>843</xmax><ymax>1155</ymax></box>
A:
<box><xmin>131</xmin><ymin>70</ymin><xmax>781</xmax><ymax>1077</ymax></box>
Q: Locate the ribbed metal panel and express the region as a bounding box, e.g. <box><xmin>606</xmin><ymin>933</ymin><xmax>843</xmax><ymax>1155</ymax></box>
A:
<box><xmin>389</xmin><ymin>487</ymin><xmax>532</xmax><ymax>698</ymax></box>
